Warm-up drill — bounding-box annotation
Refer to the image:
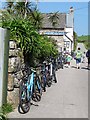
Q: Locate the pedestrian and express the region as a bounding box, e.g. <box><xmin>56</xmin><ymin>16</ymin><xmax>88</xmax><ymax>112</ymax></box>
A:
<box><xmin>66</xmin><ymin>53</ymin><xmax>72</xmax><ymax>68</ymax></box>
<box><xmin>75</xmin><ymin>47</ymin><xmax>82</xmax><ymax>69</ymax></box>
<box><xmin>86</xmin><ymin>49</ymin><xmax>90</xmax><ymax>69</ymax></box>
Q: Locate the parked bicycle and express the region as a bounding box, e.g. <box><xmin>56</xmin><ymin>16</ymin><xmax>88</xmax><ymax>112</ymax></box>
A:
<box><xmin>18</xmin><ymin>67</ymin><xmax>42</xmax><ymax>113</ymax></box>
<box><xmin>57</xmin><ymin>53</ymin><xmax>64</xmax><ymax>69</ymax></box>
<box><xmin>40</xmin><ymin>62</ymin><xmax>47</xmax><ymax>92</ymax></box>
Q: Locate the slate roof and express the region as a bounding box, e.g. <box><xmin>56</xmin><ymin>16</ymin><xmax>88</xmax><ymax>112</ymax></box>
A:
<box><xmin>41</xmin><ymin>13</ymin><xmax>66</xmax><ymax>29</ymax></box>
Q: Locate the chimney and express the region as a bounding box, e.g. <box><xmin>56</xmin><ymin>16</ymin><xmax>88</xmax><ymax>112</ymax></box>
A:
<box><xmin>69</xmin><ymin>7</ymin><xmax>74</xmax><ymax>13</ymax></box>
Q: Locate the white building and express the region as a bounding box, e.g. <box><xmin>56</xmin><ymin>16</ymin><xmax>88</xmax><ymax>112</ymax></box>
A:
<box><xmin>64</xmin><ymin>7</ymin><xmax>74</xmax><ymax>53</ymax></box>
<box><xmin>39</xmin><ymin>7</ymin><xmax>74</xmax><ymax>53</ymax></box>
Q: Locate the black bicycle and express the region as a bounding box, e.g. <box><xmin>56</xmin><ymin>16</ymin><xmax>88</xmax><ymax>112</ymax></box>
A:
<box><xmin>18</xmin><ymin>67</ymin><xmax>42</xmax><ymax>113</ymax></box>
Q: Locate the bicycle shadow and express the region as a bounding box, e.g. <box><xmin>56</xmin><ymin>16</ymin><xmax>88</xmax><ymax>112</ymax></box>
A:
<box><xmin>71</xmin><ymin>66</ymin><xmax>77</xmax><ymax>69</ymax></box>
<box><xmin>81</xmin><ymin>67</ymin><xmax>90</xmax><ymax>71</ymax></box>
<box><xmin>71</xmin><ymin>66</ymin><xmax>90</xmax><ymax>70</ymax></box>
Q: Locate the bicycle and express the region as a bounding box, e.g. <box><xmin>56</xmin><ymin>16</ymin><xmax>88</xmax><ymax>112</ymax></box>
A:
<box><xmin>49</xmin><ymin>58</ymin><xmax>57</xmax><ymax>83</ymax></box>
<box><xmin>18</xmin><ymin>67</ymin><xmax>42</xmax><ymax>113</ymax></box>
<box><xmin>40</xmin><ymin>63</ymin><xmax>47</xmax><ymax>92</ymax></box>
<box><xmin>40</xmin><ymin>61</ymin><xmax>53</xmax><ymax>91</ymax></box>
<box><xmin>46</xmin><ymin>63</ymin><xmax>52</xmax><ymax>87</ymax></box>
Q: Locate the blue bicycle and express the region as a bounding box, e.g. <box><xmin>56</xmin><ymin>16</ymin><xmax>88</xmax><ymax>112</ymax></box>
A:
<box><xmin>19</xmin><ymin>67</ymin><xmax>42</xmax><ymax>113</ymax></box>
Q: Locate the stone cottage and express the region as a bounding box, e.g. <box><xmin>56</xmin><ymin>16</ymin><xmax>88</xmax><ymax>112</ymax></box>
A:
<box><xmin>39</xmin><ymin>7</ymin><xmax>74</xmax><ymax>53</ymax></box>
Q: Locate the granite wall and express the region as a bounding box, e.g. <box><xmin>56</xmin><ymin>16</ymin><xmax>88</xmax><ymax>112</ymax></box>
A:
<box><xmin>7</xmin><ymin>40</ymin><xmax>25</xmax><ymax>107</ymax></box>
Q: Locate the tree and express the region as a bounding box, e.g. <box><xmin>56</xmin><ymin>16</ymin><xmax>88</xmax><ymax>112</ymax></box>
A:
<box><xmin>1</xmin><ymin>1</ymin><xmax>58</xmax><ymax>66</ymax></box>
<box><xmin>30</xmin><ymin>10</ymin><xmax>43</xmax><ymax>29</ymax></box>
<box><xmin>49</xmin><ymin>11</ymin><xmax>59</xmax><ymax>27</ymax></box>
<box><xmin>73</xmin><ymin>31</ymin><xmax>78</xmax><ymax>41</ymax></box>
<box><xmin>73</xmin><ymin>31</ymin><xmax>78</xmax><ymax>51</ymax></box>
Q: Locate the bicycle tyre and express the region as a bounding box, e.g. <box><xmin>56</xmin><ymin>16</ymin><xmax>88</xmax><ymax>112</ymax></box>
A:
<box><xmin>41</xmin><ymin>76</ymin><xmax>46</xmax><ymax>92</ymax></box>
<box><xmin>53</xmin><ymin>71</ymin><xmax>57</xmax><ymax>83</ymax></box>
<box><xmin>35</xmin><ymin>92</ymin><xmax>41</xmax><ymax>101</ymax></box>
<box><xmin>36</xmin><ymin>76</ymin><xmax>42</xmax><ymax>95</ymax></box>
<box><xmin>32</xmin><ymin>76</ymin><xmax>42</xmax><ymax>102</ymax></box>
<box><xmin>19</xmin><ymin>80</ymin><xmax>31</xmax><ymax>113</ymax></box>
<box><xmin>46</xmin><ymin>75</ymin><xmax>52</xmax><ymax>87</ymax></box>
<box><xmin>32</xmin><ymin>92</ymin><xmax>41</xmax><ymax>102</ymax></box>
<box><xmin>47</xmin><ymin>80</ymin><xmax>52</xmax><ymax>87</ymax></box>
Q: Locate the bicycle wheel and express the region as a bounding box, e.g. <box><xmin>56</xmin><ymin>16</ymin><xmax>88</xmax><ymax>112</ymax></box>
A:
<box><xmin>19</xmin><ymin>80</ymin><xmax>30</xmax><ymax>113</ymax></box>
<box><xmin>35</xmin><ymin>92</ymin><xmax>41</xmax><ymax>101</ymax></box>
<box><xmin>41</xmin><ymin>76</ymin><xmax>46</xmax><ymax>92</ymax></box>
<box><xmin>46</xmin><ymin>74</ymin><xmax>52</xmax><ymax>87</ymax></box>
<box><xmin>36</xmin><ymin>76</ymin><xmax>42</xmax><ymax>95</ymax></box>
<box><xmin>53</xmin><ymin>70</ymin><xmax>57</xmax><ymax>83</ymax></box>
<box><xmin>47</xmin><ymin>80</ymin><xmax>52</xmax><ymax>87</ymax></box>
<box><xmin>32</xmin><ymin>77</ymin><xmax>42</xmax><ymax>102</ymax></box>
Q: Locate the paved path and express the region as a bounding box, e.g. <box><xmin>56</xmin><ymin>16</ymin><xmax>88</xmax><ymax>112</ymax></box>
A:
<box><xmin>76</xmin><ymin>43</ymin><xmax>87</xmax><ymax>52</ymax></box>
<box><xmin>7</xmin><ymin>60</ymin><xmax>88</xmax><ymax>118</ymax></box>
<box><xmin>7</xmin><ymin>43</ymin><xmax>88</xmax><ymax>118</ymax></box>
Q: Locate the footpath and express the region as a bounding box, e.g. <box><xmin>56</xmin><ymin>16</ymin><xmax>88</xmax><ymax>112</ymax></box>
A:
<box><xmin>7</xmin><ymin>59</ymin><xmax>88</xmax><ymax>118</ymax></box>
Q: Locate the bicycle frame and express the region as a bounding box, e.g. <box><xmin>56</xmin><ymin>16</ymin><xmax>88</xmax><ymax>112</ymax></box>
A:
<box><xmin>50</xmin><ymin>62</ymin><xmax>53</xmax><ymax>76</ymax></box>
<box><xmin>26</xmin><ymin>70</ymin><xmax>42</xmax><ymax>101</ymax></box>
<box><xmin>26</xmin><ymin>72</ymin><xmax>35</xmax><ymax>101</ymax></box>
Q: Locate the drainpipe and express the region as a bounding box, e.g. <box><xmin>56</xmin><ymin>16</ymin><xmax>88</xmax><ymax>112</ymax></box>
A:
<box><xmin>70</xmin><ymin>7</ymin><xmax>74</xmax><ymax>51</ymax></box>
<box><xmin>69</xmin><ymin>7</ymin><xmax>74</xmax><ymax>51</ymax></box>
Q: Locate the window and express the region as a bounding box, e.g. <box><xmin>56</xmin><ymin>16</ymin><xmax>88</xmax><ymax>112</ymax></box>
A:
<box><xmin>64</xmin><ymin>41</ymin><xmax>70</xmax><ymax>48</ymax></box>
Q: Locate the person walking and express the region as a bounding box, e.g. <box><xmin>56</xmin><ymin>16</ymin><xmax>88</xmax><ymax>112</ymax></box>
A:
<box><xmin>86</xmin><ymin>49</ymin><xmax>90</xmax><ymax>69</ymax></box>
<box><xmin>75</xmin><ymin>47</ymin><xmax>82</xmax><ymax>69</ymax></box>
<box><xmin>66</xmin><ymin>53</ymin><xmax>72</xmax><ymax>68</ymax></box>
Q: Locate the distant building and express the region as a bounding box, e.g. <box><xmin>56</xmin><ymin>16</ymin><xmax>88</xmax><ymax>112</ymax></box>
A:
<box><xmin>39</xmin><ymin>7</ymin><xmax>74</xmax><ymax>53</ymax></box>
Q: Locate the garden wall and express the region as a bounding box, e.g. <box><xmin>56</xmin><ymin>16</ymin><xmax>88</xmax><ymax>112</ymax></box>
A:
<box><xmin>7</xmin><ymin>40</ymin><xmax>25</xmax><ymax>108</ymax></box>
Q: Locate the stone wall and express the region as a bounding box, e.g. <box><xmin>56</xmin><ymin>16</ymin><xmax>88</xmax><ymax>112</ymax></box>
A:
<box><xmin>7</xmin><ymin>40</ymin><xmax>25</xmax><ymax>108</ymax></box>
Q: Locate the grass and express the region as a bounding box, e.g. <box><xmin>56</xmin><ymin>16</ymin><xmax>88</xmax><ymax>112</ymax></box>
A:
<box><xmin>78</xmin><ymin>35</ymin><xmax>90</xmax><ymax>42</ymax></box>
<box><xmin>0</xmin><ymin>103</ymin><xmax>13</xmax><ymax>120</ymax></box>
<box><xmin>1</xmin><ymin>103</ymin><xmax>13</xmax><ymax>115</ymax></box>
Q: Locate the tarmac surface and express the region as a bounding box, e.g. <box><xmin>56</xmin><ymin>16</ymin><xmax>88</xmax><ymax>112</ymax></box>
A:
<box><xmin>7</xmin><ymin>43</ymin><xmax>88</xmax><ymax>118</ymax></box>
<box><xmin>7</xmin><ymin>59</ymin><xmax>88</xmax><ymax>118</ymax></box>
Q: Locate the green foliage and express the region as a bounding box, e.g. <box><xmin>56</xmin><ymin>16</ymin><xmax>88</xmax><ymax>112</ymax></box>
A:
<box><xmin>77</xmin><ymin>35</ymin><xmax>90</xmax><ymax>42</ymax></box>
<box><xmin>0</xmin><ymin>103</ymin><xmax>13</xmax><ymax>120</ymax></box>
<box><xmin>38</xmin><ymin>36</ymin><xmax>58</xmax><ymax>58</ymax></box>
<box><xmin>73</xmin><ymin>31</ymin><xmax>78</xmax><ymax>51</ymax></box>
<box><xmin>30</xmin><ymin>10</ymin><xmax>43</xmax><ymax>29</ymax></box>
<box><xmin>73</xmin><ymin>31</ymin><xmax>78</xmax><ymax>40</ymax></box>
<box><xmin>49</xmin><ymin>11</ymin><xmax>59</xmax><ymax>27</ymax></box>
<box><xmin>1</xmin><ymin>103</ymin><xmax>13</xmax><ymax>115</ymax></box>
<box><xmin>1</xmin><ymin>2</ymin><xmax>58</xmax><ymax>66</ymax></box>
<box><xmin>84</xmin><ymin>41</ymin><xmax>90</xmax><ymax>50</ymax></box>
<box><xmin>0</xmin><ymin>112</ymin><xmax>7</xmax><ymax>120</ymax></box>
<box><xmin>73</xmin><ymin>40</ymin><xmax>77</xmax><ymax>51</ymax></box>
<box><xmin>77</xmin><ymin>35</ymin><xmax>90</xmax><ymax>49</ymax></box>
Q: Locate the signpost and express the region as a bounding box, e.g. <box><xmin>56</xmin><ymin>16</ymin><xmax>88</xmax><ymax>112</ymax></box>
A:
<box><xmin>0</xmin><ymin>27</ymin><xmax>9</xmax><ymax>107</ymax></box>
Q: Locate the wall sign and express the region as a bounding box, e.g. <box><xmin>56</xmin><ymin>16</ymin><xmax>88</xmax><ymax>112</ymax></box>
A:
<box><xmin>43</xmin><ymin>31</ymin><xmax>68</xmax><ymax>35</ymax></box>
